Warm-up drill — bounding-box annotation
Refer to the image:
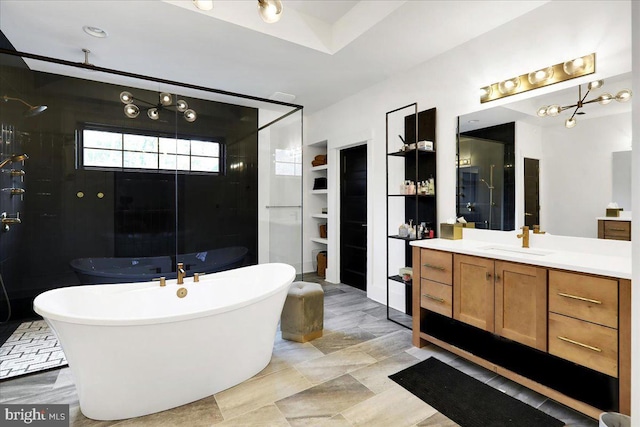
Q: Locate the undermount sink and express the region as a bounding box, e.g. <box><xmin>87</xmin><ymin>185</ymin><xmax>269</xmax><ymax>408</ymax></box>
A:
<box><xmin>478</xmin><ymin>245</ymin><xmax>554</xmax><ymax>256</ymax></box>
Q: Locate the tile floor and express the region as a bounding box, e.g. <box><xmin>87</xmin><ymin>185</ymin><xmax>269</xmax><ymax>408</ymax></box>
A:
<box><xmin>0</xmin><ymin>320</ymin><xmax>67</xmax><ymax>380</ymax></box>
<box><xmin>0</xmin><ymin>276</ymin><xmax>598</xmax><ymax>426</ymax></box>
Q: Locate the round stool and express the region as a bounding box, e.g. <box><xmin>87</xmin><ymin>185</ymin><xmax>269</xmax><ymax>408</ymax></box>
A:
<box><xmin>281</xmin><ymin>281</ymin><xmax>324</xmax><ymax>342</ymax></box>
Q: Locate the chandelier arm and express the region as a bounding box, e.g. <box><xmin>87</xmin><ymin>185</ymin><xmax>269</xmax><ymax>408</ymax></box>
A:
<box><xmin>560</xmin><ymin>103</ymin><xmax>577</xmax><ymax>111</ymax></box>
<box><xmin>568</xmin><ymin>105</ymin><xmax>580</xmax><ymax>121</ymax></box>
<box><xmin>580</xmin><ymin>88</ymin><xmax>590</xmax><ymax>104</ymax></box>
<box><xmin>581</xmin><ymin>98</ymin><xmax>601</xmax><ymax>106</ymax></box>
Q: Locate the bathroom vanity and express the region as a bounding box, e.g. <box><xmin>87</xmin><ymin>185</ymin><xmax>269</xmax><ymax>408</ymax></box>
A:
<box><xmin>597</xmin><ymin>215</ymin><xmax>632</xmax><ymax>241</ymax></box>
<box><xmin>410</xmin><ymin>229</ymin><xmax>631</xmax><ymax>419</ymax></box>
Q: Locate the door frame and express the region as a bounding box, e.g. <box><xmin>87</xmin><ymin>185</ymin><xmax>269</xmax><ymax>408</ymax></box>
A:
<box><xmin>325</xmin><ymin>130</ymin><xmax>373</xmax><ymax>296</ymax></box>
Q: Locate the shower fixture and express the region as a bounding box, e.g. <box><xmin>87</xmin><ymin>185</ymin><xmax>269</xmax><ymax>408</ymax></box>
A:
<box><xmin>0</xmin><ymin>169</ymin><xmax>25</xmax><ymax>176</ymax></box>
<box><xmin>3</xmin><ymin>188</ymin><xmax>25</xmax><ymax>196</ymax></box>
<box><xmin>2</xmin><ymin>95</ymin><xmax>47</xmax><ymax>117</ymax></box>
<box><xmin>479</xmin><ymin>165</ymin><xmax>495</xmax><ymax>229</ymax></box>
<box><xmin>1</xmin><ymin>212</ymin><xmax>21</xmax><ymax>232</ymax></box>
<box><xmin>119</xmin><ymin>91</ymin><xmax>197</xmax><ymax>122</ymax></box>
<box><xmin>0</xmin><ymin>153</ymin><xmax>28</xmax><ymax>169</ymax></box>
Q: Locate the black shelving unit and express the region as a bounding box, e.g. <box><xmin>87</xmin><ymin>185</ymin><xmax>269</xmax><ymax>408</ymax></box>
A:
<box><xmin>386</xmin><ymin>104</ymin><xmax>437</xmax><ymax>329</ymax></box>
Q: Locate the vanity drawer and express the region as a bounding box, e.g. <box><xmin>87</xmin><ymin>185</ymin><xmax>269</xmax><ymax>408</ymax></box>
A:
<box><xmin>420</xmin><ymin>279</ymin><xmax>452</xmax><ymax>318</ymax></box>
<box><xmin>604</xmin><ymin>220</ymin><xmax>630</xmax><ymax>240</ymax></box>
<box><xmin>420</xmin><ymin>249</ymin><xmax>452</xmax><ymax>285</ymax></box>
<box><xmin>549</xmin><ymin>270</ymin><xmax>618</xmax><ymax>329</ymax></box>
<box><xmin>548</xmin><ymin>312</ymin><xmax>618</xmax><ymax>377</ymax></box>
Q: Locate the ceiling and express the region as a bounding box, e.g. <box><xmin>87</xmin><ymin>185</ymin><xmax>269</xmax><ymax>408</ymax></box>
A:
<box><xmin>0</xmin><ymin>0</ymin><xmax>550</xmax><ymax>113</ymax></box>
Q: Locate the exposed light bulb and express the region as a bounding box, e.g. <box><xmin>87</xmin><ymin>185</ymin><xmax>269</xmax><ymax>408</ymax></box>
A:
<box><xmin>497</xmin><ymin>77</ymin><xmax>520</xmax><ymax>95</ymax></box>
<box><xmin>479</xmin><ymin>86</ymin><xmax>492</xmax><ymax>100</ymax></box>
<box><xmin>528</xmin><ymin>67</ymin><xmax>554</xmax><ymax>85</ymax></box>
<box><xmin>120</xmin><ymin>91</ymin><xmax>133</xmax><ymax>104</ymax></box>
<box><xmin>536</xmin><ymin>106</ymin><xmax>548</xmax><ymax>117</ymax></box>
<box><xmin>565</xmin><ymin>117</ymin><xmax>577</xmax><ymax>128</ymax></box>
<box><xmin>176</xmin><ymin>99</ymin><xmax>188</xmax><ymax>112</ymax></box>
<box><xmin>546</xmin><ymin>104</ymin><xmax>562</xmax><ymax>116</ymax></box>
<box><xmin>258</xmin><ymin>0</ymin><xmax>283</xmax><ymax>23</ymax></box>
<box><xmin>192</xmin><ymin>0</ymin><xmax>213</xmax><ymax>11</ymax></box>
<box><xmin>615</xmin><ymin>89</ymin><xmax>632</xmax><ymax>102</ymax></box>
<box><xmin>587</xmin><ymin>80</ymin><xmax>604</xmax><ymax>90</ymax></box>
<box><xmin>184</xmin><ymin>109</ymin><xmax>197</xmax><ymax>122</ymax></box>
<box><xmin>598</xmin><ymin>93</ymin><xmax>613</xmax><ymax>105</ymax></box>
<box><xmin>124</xmin><ymin>104</ymin><xmax>139</xmax><ymax>118</ymax></box>
<box><xmin>562</xmin><ymin>54</ymin><xmax>593</xmax><ymax>76</ymax></box>
<box><xmin>159</xmin><ymin>93</ymin><xmax>172</xmax><ymax>106</ymax></box>
<box><xmin>148</xmin><ymin>108</ymin><xmax>160</xmax><ymax>120</ymax></box>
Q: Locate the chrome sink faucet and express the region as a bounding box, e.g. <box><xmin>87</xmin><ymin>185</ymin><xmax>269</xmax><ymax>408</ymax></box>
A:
<box><xmin>177</xmin><ymin>262</ymin><xmax>186</xmax><ymax>285</ymax></box>
<box><xmin>517</xmin><ymin>226</ymin><xmax>530</xmax><ymax>248</ymax></box>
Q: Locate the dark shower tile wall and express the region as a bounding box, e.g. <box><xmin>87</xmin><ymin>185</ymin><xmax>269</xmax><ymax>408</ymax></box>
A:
<box><xmin>0</xmin><ymin>51</ymin><xmax>259</xmax><ymax>320</ymax></box>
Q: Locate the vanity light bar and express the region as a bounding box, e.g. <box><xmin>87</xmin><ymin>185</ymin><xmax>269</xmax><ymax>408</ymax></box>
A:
<box><xmin>480</xmin><ymin>53</ymin><xmax>596</xmax><ymax>104</ymax></box>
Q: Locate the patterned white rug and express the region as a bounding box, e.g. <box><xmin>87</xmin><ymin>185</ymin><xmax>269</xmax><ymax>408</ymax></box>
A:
<box><xmin>0</xmin><ymin>320</ymin><xmax>67</xmax><ymax>381</ymax></box>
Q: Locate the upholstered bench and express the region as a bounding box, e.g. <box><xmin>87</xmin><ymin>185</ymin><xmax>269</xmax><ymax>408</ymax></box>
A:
<box><xmin>281</xmin><ymin>281</ymin><xmax>324</xmax><ymax>342</ymax></box>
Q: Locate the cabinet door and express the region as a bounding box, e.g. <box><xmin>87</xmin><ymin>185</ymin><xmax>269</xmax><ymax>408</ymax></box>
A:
<box><xmin>453</xmin><ymin>254</ymin><xmax>494</xmax><ymax>331</ymax></box>
<box><xmin>494</xmin><ymin>261</ymin><xmax>547</xmax><ymax>351</ymax></box>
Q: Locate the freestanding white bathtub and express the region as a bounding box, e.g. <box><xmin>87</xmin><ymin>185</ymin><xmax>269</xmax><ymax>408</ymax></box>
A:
<box><xmin>33</xmin><ymin>263</ymin><xmax>296</xmax><ymax>421</ymax></box>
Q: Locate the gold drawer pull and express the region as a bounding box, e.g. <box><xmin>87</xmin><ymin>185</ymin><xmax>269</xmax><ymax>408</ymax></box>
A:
<box><xmin>423</xmin><ymin>263</ymin><xmax>445</xmax><ymax>271</ymax></box>
<box><xmin>557</xmin><ymin>292</ymin><xmax>602</xmax><ymax>305</ymax></box>
<box><xmin>422</xmin><ymin>293</ymin><xmax>445</xmax><ymax>303</ymax></box>
<box><xmin>556</xmin><ymin>336</ymin><xmax>602</xmax><ymax>352</ymax></box>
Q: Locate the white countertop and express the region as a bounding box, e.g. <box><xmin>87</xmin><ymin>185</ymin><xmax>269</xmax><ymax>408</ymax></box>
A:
<box><xmin>596</xmin><ymin>216</ymin><xmax>632</xmax><ymax>222</ymax></box>
<box><xmin>596</xmin><ymin>211</ymin><xmax>632</xmax><ymax>221</ymax></box>
<box><xmin>410</xmin><ymin>228</ymin><xmax>631</xmax><ymax>280</ymax></box>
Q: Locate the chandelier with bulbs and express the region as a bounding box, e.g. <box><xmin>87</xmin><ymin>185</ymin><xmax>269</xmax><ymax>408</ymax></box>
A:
<box><xmin>536</xmin><ymin>80</ymin><xmax>632</xmax><ymax>128</ymax></box>
<box><xmin>119</xmin><ymin>91</ymin><xmax>197</xmax><ymax>123</ymax></box>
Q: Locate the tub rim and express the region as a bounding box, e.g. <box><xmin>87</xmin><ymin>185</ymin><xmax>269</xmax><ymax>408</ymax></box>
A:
<box><xmin>34</xmin><ymin>263</ymin><xmax>296</xmax><ymax>327</ymax></box>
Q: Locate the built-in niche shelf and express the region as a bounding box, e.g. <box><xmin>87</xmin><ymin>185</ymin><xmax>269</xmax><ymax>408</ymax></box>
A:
<box><xmin>311</xmin><ymin>189</ymin><xmax>328</xmax><ymax>195</ymax></box>
<box><xmin>311</xmin><ymin>164</ymin><xmax>328</xmax><ymax>172</ymax></box>
<box><xmin>311</xmin><ymin>237</ymin><xmax>328</xmax><ymax>245</ymax></box>
<box><xmin>312</xmin><ymin>213</ymin><xmax>328</xmax><ymax>219</ymax></box>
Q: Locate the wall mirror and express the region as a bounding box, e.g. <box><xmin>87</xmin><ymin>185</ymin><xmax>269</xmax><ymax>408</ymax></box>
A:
<box><xmin>457</xmin><ymin>72</ymin><xmax>632</xmax><ymax>238</ymax></box>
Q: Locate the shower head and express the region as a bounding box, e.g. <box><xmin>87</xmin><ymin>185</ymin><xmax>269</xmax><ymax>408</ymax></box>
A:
<box><xmin>2</xmin><ymin>95</ymin><xmax>47</xmax><ymax>117</ymax></box>
<box><xmin>0</xmin><ymin>154</ymin><xmax>28</xmax><ymax>169</ymax></box>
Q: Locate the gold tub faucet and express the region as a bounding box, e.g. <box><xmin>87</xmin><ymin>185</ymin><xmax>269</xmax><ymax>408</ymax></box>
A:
<box><xmin>177</xmin><ymin>262</ymin><xmax>186</xmax><ymax>285</ymax></box>
<box><xmin>517</xmin><ymin>226</ymin><xmax>530</xmax><ymax>248</ymax></box>
<box><xmin>533</xmin><ymin>225</ymin><xmax>546</xmax><ymax>234</ymax></box>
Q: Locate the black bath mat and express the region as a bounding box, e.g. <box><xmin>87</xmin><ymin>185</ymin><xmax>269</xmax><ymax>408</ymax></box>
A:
<box><xmin>389</xmin><ymin>357</ymin><xmax>564</xmax><ymax>427</ymax></box>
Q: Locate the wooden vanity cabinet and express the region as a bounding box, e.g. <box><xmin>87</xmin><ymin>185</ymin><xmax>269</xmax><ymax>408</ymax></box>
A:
<box><xmin>452</xmin><ymin>254</ymin><xmax>494</xmax><ymax>331</ymax></box>
<box><xmin>548</xmin><ymin>271</ymin><xmax>619</xmax><ymax>377</ymax></box>
<box><xmin>413</xmin><ymin>245</ymin><xmax>631</xmax><ymax>418</ymax></box>
<box><xmin>494</xmin><ymin>261</ymin><xmax>547</xmax><ymax>351</ymax></box>
<box><xmin>418</xmin><ymin>249</ymin><xmax>453</xmax><ymax>318</ymax></box>
<box><xmin>598</xmin><ymin>220</ymin><xmax>631</xmax><ymax>241</ymax></box>
<box><xmin>452</xmin><ymin>254</ymin><xmax>547</xmax><ymax>351</ymax></box>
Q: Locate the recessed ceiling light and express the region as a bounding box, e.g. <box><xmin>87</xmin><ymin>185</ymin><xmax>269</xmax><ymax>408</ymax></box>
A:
<box><xmin>269</xmin><ymin>92</ymin><xmax>296</xmax><ymax>103</ymax></box>
<box><xmin>83</xmin><ymin>26</ymin><xmax>108</xmax><ymax>38</ymax></box>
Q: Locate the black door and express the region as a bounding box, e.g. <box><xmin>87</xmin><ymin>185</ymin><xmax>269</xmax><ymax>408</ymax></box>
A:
<box><xmin>340</xmin><ymin>145</ymin><xmax>367</xmax><ymax>290</ymax></box>
<box><xmin>524</xmin><ymin>158</ymin><xmax>540</xmax><ymax>227</ymax></box>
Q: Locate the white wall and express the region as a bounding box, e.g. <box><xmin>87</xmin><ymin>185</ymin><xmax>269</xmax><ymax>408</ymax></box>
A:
<box><xmin>305</xmin><ymin>0</ymin><xmax>632</xmax><ymax>306</ymax></box>
<box><xmin>540</xmin><ymin>112</ymin><xmax>632</xmax><ymax>238</ymax></box>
